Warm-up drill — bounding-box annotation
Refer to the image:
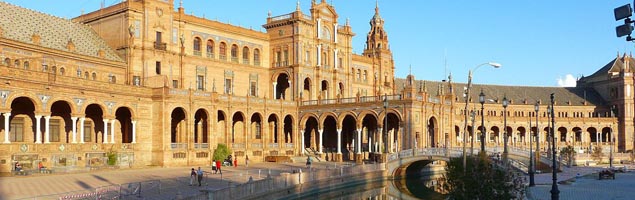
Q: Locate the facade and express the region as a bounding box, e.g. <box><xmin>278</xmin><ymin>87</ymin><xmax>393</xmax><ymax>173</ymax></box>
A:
<box><xmin>0</xmin><ymin>0</ymin><xmax>628</xmax><ymax>173</ymax></box>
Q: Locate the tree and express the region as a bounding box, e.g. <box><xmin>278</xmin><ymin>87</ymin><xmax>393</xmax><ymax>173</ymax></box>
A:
<box><xmin>559</xmin><ymin>145</ymin><xmax>576</xmax><ymax>167</ymax></box>
<box><xmin>591</xmin><ymin>146</ymin><xmax>604</xmax><ymax>162</ymax></box>
<box><xmin>442</xmin><ymin>153</ymin><xmax>524</xmax><ymax>200</ymax></box>
<box><xmin>213</xmin><ymin>143</ymin><xmax>232</xmax><ymax>161</ymax></box>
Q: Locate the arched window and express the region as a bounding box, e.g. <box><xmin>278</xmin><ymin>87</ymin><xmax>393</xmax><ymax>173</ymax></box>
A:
<box><xmin>14</xmin><ymin>60</ymin><xmax>20</xmax><ymax>68</ymax></box>
<box><xmin>60</xmin><ymin>67</ymin><xmax>65</xmax><ymax>75</ymax></box>
<box><xmin>92</xmin><ymin>72</ymin><xmax>97</xmax><ymax>80</ymax></box>
<box><xmin>322</xmin><ymin>52</ymin><xmax>327</xmax><ymax>66</ymax></box>
<box><xmin>206</xmin><ymin>40</ymin><xmax>214</xmax><ymax>58</ymax></box>
<box><xmin>77</xmin><ymin>69</ymin><xmax>82</xmax><ymax>77</ymax></box>
<box><xmin>42</xmin><ymin>64</ymin><xmax>48</xmax><ymax>72</ymax></box>
<box><xmin>23</xmin><ymin>61</ymin><xmax>29</xmax><ymax>70</ymax></box>
<box><xmin>357</xmin><ymin>69</ymin><xmax>361</xmax><ymax>80</ymax></box>
<box><xmin>219</xmin><ymin>42</ymin><xmax>227</xmax><ymax>60</ymax></box>
<box><xmin>242</xmin><ymin>46</ymin><xmax>249</xmax><ymax>64</ymax></box>
<box><xmin>84</xmin><ymin>72</ymin><xmax>89</xmax><ymax>79</ymax></box>
<box><xmin>231</xmin><ymin>44</ymin><xmax>238</xmax><ymax>62</ymax></box>
<box><xmin>3</xmin><ymin>58</ymin><xmax>10</xmax><ymax>66</ymax></box>
<box><xmin>51</xmin><ymin>66</ymin><xmax>57</xmax><ymax>74</ymax></box>
<box><xmin>253</xmin><ymin>49</ymin><xmax>260</xmax><ymax>66</ymax></box>
<box><xmin>363</xmin><ymin>70</ymin><xmax>368</xmax><ymax>81</ymax></box>
<box><xmin>193</xmin><ymin>37</ymin><xmax>202</xmax><ymax>55</ymax></box>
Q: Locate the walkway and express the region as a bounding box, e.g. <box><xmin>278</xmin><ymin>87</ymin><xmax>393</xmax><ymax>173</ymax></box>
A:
<box><xmin>0</xmin><ymin>160</ymin><xmax>343</xmax><ymax>200</ymax></box>
<box><xmin>526</xmin><ymin>165</ymin><xmax>635</xmax><ymax>200</ymax></box>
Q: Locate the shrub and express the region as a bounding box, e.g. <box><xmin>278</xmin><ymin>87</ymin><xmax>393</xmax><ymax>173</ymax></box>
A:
<box><xmin>213</xmin><ymin>144</ymin><xmax>232</xmax><ymax>161</ymax></box>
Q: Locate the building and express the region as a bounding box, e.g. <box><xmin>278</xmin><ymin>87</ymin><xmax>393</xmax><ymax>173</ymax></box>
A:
<box><xmin>0</xmin><ymin>0</ymin><xmax>628</xmax><ymax>173</ymax></box>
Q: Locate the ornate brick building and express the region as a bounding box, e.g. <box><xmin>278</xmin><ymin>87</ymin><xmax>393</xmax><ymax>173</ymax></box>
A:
<box><xmin>0</xmin><ymin>0</ymin><xmax>627</xmax><ymax>173</ymax></box>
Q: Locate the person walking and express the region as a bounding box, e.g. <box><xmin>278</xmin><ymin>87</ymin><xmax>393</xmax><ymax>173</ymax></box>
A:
<box><xmin>245</xmin><ymin>155</ymin><xmax>249</xmax><ymax>167</ymax></box>
<box><xmin>216</xmin><ymin>160</ymin><xmax>222</xmax><ymax>174</ymax></box>
<box><xmin>189</xmin><ymin>168</ymin><xmax>196</xmax><ymax>186</ymax></box>
<box><xmin>197</xmin><ymin>167</ymin><xmax>204</xmax><ymax>186</ymax></box>
<box><xmin>234</xmin><ymin>158</ymin><xmax>237</xmax><ymax>167</ymax></box>
<box><xmin>212</xmin><ymin>160</ymin><xmax>217</xmax><ymax>174</ymax></box>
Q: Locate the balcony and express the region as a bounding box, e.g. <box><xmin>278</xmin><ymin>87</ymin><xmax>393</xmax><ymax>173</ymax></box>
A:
<box><xmin>231</xmin><ymin>57</ymin><xmax>239</xmax><ymax>63</ymax></box>
<box><xmin>219</xmin><ymin>54</ymin><xmax>227</xmax><ymax>61</ymax></box>
<box><xmin>242</xmin><ymin>58</ymin><xmax>249</xmax><ymax>65</ymax></box>
<box><xmin>207</xmin><ymin>53</ymin><xmax>215</xmax><ymax>59</ymax></box>
<box><xmin>154</xmin><ymin>42</ymin><xmax>167</xmax><ymax>50</ymax></box>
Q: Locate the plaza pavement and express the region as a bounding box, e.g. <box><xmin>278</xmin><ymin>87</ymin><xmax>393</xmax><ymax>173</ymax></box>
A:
<box><xmin>0</xmin><ymin>159</ymin><xmax>337</xmax><ymax>200</ymax></box>
<box><xmin>526</xmin><ymin>165</ymin><xmax>635</xmax><ymax>200</ymax></box>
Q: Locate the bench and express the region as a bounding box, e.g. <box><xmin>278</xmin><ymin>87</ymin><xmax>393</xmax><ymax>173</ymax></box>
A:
<box><xmin>599</xmin><ymin>170</ymin><xmax>615</xmax><ymax>180</ymax></box>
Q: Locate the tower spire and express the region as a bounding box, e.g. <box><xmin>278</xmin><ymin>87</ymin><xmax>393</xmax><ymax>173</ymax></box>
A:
<box><xmin>296</xmin><ymin>0</ymin><xmax>301</xmax><ymax>11</ymax></box>
<box><xmin>376</xmin><ymin>0</ymin><xmax>379</xmax><ymax>14</ymax></box>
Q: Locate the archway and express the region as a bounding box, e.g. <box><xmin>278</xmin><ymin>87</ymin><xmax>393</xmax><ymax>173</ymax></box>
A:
<box><xmin>322</xmin><ymin>115</ymin><xmax>337</xmax><ymax>156</ymax></box>
<box><xmin>558</xmin><ymin>127</ymin><xmax>568</xmax><ymax>143</ymax></box>
<box><xmin>321</xmin><ymin>80</ymin><xmax>329</xmax><ymax>99</ymax></box>
<box><xmin>50</xmin><ymin>101</ymin><xmax>72</xmax><ymax>143</ymax></box>
<box><xmin>232</xmin><ymin>112</ymin><xmax>245</xmax><ymax>144</ymax></box>
<box><xmin>490</xmin><ymin>126</ymin><xmax>500</xmax><ymax>145</ymax></box>
<box><xmin>217</xmin><ymin>110</ymin><xmax>227</xmax><ymax>143</ymax></box>
<box><xmin>170</xmin><ymin>108</ymin><xmax>186</xmax><ymax>143</ymax></box>
<box><xmin>303</xmin><ymin>78</ymin><xmax>312</xmax><ymax>100</ymax></box>
<box><xmin>115</xmin><ymin>107</ymin><xmax>133</xmax><ymax>143</ymax></box>
<box><xmin>85</xmin><ymin>104</ymin><xmax>104</xmax><ymax>143</ymax></box>
<box><xmin>386</xmin><ymin>113</ymin><xmax>401</xmax><ymax>152</ymax></box>
<box><xmin>7</xmin><ymin>97</ymin><xmax>36</xmax><ymax>142</ymax></box>
<box><xmin>194</xmin><ymin>109</ymin><xmax>209</xmax><ymax>143</ymax></box>
<box><xmin>428</xmin><ymin>117</ymin><xmax>438</xmax><ymax>147</ymax></box>
<box><xmin>362</xmin><ymin>114</ymin><xmax>378</xmax><ymax>153</ymax></box>
<box><xmin>587</xmin><ymin>127</ymin><xmax>598</xmax><ymax>143</ymax></box>
<box><xmin>303</xmin><ymin>116</ymin><xmax>319</xmax><ymax>151</ymax></box>
<box><xmin>267</xmin><ymin>114</ymin><xmax>279</xmax><ymax>143</ymax></box>
<box><xmin>601</xmin><ymin>127</ymin><xmax>612</xmax><ymax>143</ymax></box>
<box><xmin>251</xmin><ymin>113</ymin><xmax>262</xmax><ymax>140</ymax></box>
<box><xmin>517</xmin><ymin>127</ymin><xmax>526</xmax><ymax>147</ymax></box>
<box><xmin>284</xmin><ymin>115</ymin><xmax>293</xmax><ymax>143</ymax></box>
<box><xmin>275</xmin><ymin>73</ymin><xmax>290</xmax><ymax>100</ymax></box>
<box><xmin>341</xmin><ymin>115</ymin><xmax>356</xmax><ymax>160</ymax></box>
<box><xmin>572</xmin><ymin>127</ymin><xmax>582</xmax><ymax>143</ymax></box>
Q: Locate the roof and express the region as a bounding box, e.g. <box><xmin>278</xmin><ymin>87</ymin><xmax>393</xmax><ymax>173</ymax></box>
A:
<box><xmin>582</xmin><ymin>54</ymin><xmax>635</xmax><ymax>82</ymax></box>
<box><xmin>0</xmin><ymin>2</ymin><xmax>124</xmax><ymax>62</ymax></box>
<box><xmin>395</xmin><ymin>78</ymin><xmax>606</xmax><ymax>107</ymax></box>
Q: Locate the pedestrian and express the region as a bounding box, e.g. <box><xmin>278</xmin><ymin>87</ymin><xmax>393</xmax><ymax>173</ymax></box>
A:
<box><xmin>212</xmin><ymin>160</ymin><xmax>217</xmax><ymax>174</ymax></box>
<box><xmin>306</xmin><ymin>156</ymin><xmax>312</xmax><ymax>169</ymax></box>
<box><xmin>189</xmin><ymin>168</ymin><xmax>196</xmax><ymax>186</ymax></box>
<box><xmin>245</xmin><ymin>155</ymin><xmax>249</xmax><ymax>167</ymax></box>
<box><xmin>216</xmin><ymin>160</ymin><xmax>222</xmax><ymax>174</ymax></box>
<box><xmin>197</xmin><ymin>167</ymin><xmax>204</xmax><ymax>186</ymax></box>
<box><xmin>234</xmin><ymin>158</ymin><xmax>238</xmax><ymax>167</ymax></box>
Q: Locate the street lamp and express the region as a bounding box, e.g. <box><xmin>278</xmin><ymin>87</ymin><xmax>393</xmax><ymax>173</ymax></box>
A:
<box><xmin>470</xmin><ymin>110</ymin><xmax>476</xmax><ymax>156</ymax></box>
<box><xmin>502</xmin><ymin>95</ymin><xmax>509</xmax><ymax>164</ymax></box>
<box><xmin>530</xmin><ymin>101</ymin><xmax>539</xmax><ymax>187</ymax></box>
<box><xmin>479</xmin><ymin>90</ymin><xmax>486</xmax><ymax>153</ymax></box>
<box><xmin>383</xmin><ymin>94</ymin><xmax>388</xmax><ymax>154</ymax></box>
<box><xmin>463</xmin><ymin>62</ymin><xmax>501</xmax><ymax>173</ymax></box>
<box><xmin>550</xmin><ymin>93</ymin><xmax>559</xmax><ymax>200</ymax></box>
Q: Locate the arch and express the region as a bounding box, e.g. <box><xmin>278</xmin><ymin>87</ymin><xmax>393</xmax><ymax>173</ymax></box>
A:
<box><xmin>59</xmin><ymin>67</ymin><xmax>65</xmax><ymax>76</ymax></box>
<box><xmin>322</xmin><ymin>115</ymin><xmax>338</xmax><ymax>154</ymax></box>
<box><xmin>23</xmin><ymin>61</ymin><xmax>29</xmax><ymax>70</ymax></box>
<box><xmin>194</xmin><ymin>109</ymin><xmax>209</xmax><ymax>143</ymax></box>
<box><xmin>303</xmin><ymin>116</ymin><xmax>319</xmax><ymax>150</ymax></box>
<box><xmin>85</xmin><ymin>104</ymin><xmax>104</xmax><ymax>143</ymax></box>
<box><xmin>572</xmin><ymin>127</ymin><xmax>582</xmax><ymax>142</ymax></box>
<box><xmin>318</xmin><ymin>112</ymin><xmax>339</xmax><ymax>128</ymax></box>
<box><xmin>267</xmin><ymin>114</ymin><xmax>279</xmax><ymax>143</ymax></box>
<box><xmin>171</xmin><ymin>107</ymin><xmax>187</xmax><ymax>143</ymax></box>
<box><xmin>253</xmin><ymin>48</ymin><xmax>261</xmax><ymax>65</ymax></box>
<box><xmin>341</xmin><ymin>115</ymin><xmax>357</xmax><ymax>160</ymax></box>
<box><xmin>242</xmin><ymin>46</ymin><xmax>250</xmax><ymax>63</ymax></box>
<box><xmin>601</xmin><ymin>127</ymin><xmax>612</xmax><ymax>142</ymax></box>
<box><xmin>302</xmin><ymin>77</ymin><xmax>312</xmax><ymax>100</ymax></box>
<box><xmin>490</xmin><ymin>126</ymin><xmax>500</xmax><ymax>144</ymax></box>
<box><xmin>379</xmin><ymin>108</ymin><xmax>404</xmax><ymax>125</ymax></box>
<box><xmin>219</xmin><ymin>42</ymin><xmax>227</xmax><ymax>60</ymax></box>
<box><xmin>299</xmin><ymin>113</ymin><xmax>319</xmax><ymax>129</ymax></box>
<box><xmin>230</xmin><ymin>44</ymin><xmax>239</xmax><ymax>60</ymax></box>
<box><xmin>337</xmin><ymin>111</ymin><xmax>358</xmax><ymax>128</ymax></box>
<box><xmin>362</xmin><ymin>114</ymin><xmax>379</xmax><ymax>153</ymax></box>
<box><xmin>321</xmin><ymin>80</ymin><xmax>329</xmax><ymax>99</ymax></box>
<box><xmin>232</xmin><ymin>111</ymin><xmax>245</xmax><ymax>143</ymax></box>
<box><xmin>283</xmin><ymin>115</ymin><xmax>293</xmax><ymax>143</ymax></box>
<box><xmin>8</xmin><ymin>97</ymin><xmax>36</xmax><ymax>142</ymax></box>
<box><xmin>251</xmin><ymin>112</ymin><xmax>263</xmax><ymax>140</ymax></box>
<box><xmin>428</xmin><ymin>117</ymin><xmax>438</xmax><ymax>147</ymax></box>
<box><xmin>587</xmin><ymin>127</ymin><xmax>598</xmax><ymax>143</ymax></box>
<box><xmin>338</xmin><ymin>82</ymin><xmax>344</xmax><ymax>97</ymax></box>
<box><xmin>217</xmin><ymin>110</ymin><xmax>227</xmax><ymax>143</ymax></box>
<box><xmin>193</xmin><ymin>37</ymin><xmax>202</xmax><ymax>52</ymax></box>
<box><xmin>557</xmin><ymin>127</ymin><xmax>568</xmax><ymax>143</ymax></box>
<box><xmin>91</xmin><ymin>72</ymin><xmax>96</xmax><ymax>80</ymax></box>
<box><xmin>115</xmin><ymin>107</ymin><xmax>133</xmax><ymax>143</ymax></box>
<box><xmin>275</xmin><ymin>73</ymin><xmax>290</xmax><ymax>99</ymax></box>
<box><xmin>5</xmin><ymin>94</ymin><xmax>39</xmax><ymax>113</ymax></box>
<box><xmin>516</xmin><ymin>126</ymin><xmax>526</xmax><ymax>146</ymax></box>
<box><xmin>14</xmin><ymin>60</ymin><xmax>20</xmax><ymax>68</ymax></box>
<box><xmin>50</xmin><ymin>101</ymin><xmax>72</xmax><ymax>143</ymax></box>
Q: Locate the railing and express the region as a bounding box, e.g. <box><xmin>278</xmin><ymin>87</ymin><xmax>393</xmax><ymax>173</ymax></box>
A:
<box><xmin>360</xmin><ymin>96</ymin><xmax>377</xmax><ymax>103</ymax></box>
<box><xmin>194</xmin><ymin>143</ymin><xmax>209</xmax><ymax>149</ymax></box>
<box><xmin>251</xmin><ymin>143</ymin><xmax>263</xmax><ymax>149</ymax></box>
<box><xmin>170</xmin><ymin>143</ymin><xmax>187</xmax><ymax>149</ymax></box>
<box><xmin>269</xmin><ymin>143</ymin><xmax>279</xmax><ymax>148</ymax></box>
<box><xmin>207</xmin><ymin>52</ymin><xmax>215</xmax><ymax>59</ymax></box>
<box><xmin>254</xmin><ymin>60</ymin><xmax>261</xmax><ymax>66</ymax></box>
<box><xmin>301</xmin><ymin>100</ymin><xmax>318</xmax><ymax>106</ymax></box>
<box><xmin>341</xmin><ymin>97</ymin><xmax>356</xmax><ymax>104</ymax></box>
<box><xmin>320</xmin><ymin>98</ymin><xmax>336</xmax><ymax>104</ymax></box>
<box><xmin>242</xmin><ymin>58</ymin><xmax>249</xmax><ymax>65</ymax></box>
<box><xmin>193</xmin><ymin>50</ymin><xmax>202</xmax><ymax>56</ymax></box>
<box><xmin>231</xmin><ymin>143</ymin><xmax>245</xmax><ymax>149</ymax></box>
<box><xmin>219</xmin><ymin>54</ymin><xmax>227</xmax><ymax>61</ymax></box>
<box><xmin>302</xmin><ymin>14</ymin><xmax>312</xmax><ymax>20</ymax></box>
<box><xmin>271</xmin><ymin>13</ymin><xmax>292</xmax><ymax>21</ymax></box>
<box><xmin>154</xmin><ymin>42</ymin><xmax>167</xmax><ymax>50</ymax></box>
<box><xmin>285</xmin><ymin>143</ymin><xmax>294</xmax><ymax>148</ymax></box>
<box><xmin>231</xmin><ymin>57</ymin><xmax>239</xmax><ymax>63</ymax></box>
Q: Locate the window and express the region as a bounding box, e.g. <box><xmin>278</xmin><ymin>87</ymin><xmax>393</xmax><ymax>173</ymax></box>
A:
<box><xmin>14</xmin><ymin>60</ymin><xmax>20</xmax><ymax>68</ymax></box>
<box><xmin>50</xmin><ymin>119</ymin><xmax>60</xmax><ymax>142</ymax></box>
<box><xmin>338</xmin><ymin>58</ymin><xmax>343</xmax><ymax>68</ymax></box>
<box><xmin>357</xmin><ymin>69</ymin><xmax>361</xmax><ymax>80</ymax></box>
<box><xmin>276</xmin><ymin>51</ymin><xmax>281</xmax><ymax>66</ymax></box>
<box><xmin>363</xmin><ymin>70</ymin><xmax>367</xmax><ymax>81</ymax></box>
<box><xmin>133</xmin><ymin>76</ymin><xmax>141</xmax><ymax>86</ymax></box>
<box><xmin>9</xmin><ymin>117</ymin><xmax>23</xmax><ymax>142</ymax></box>
<box><xmin>225</xmin><ymin>78</ymin><xmax>232</xmax><ymax>94</ymax></box>
<box><xmin>83</xmin><ymin>122</ymin><xmax>92</xmax><ymax>142</ymax></box>
<box><xmin>51</xmin><ymin>66</ymin><xmax>57</xmax><ymax>74</ymax></box>
<box><xmin>156</xmin><ymin>61</ymin><xmax>161</xmax><ymax>75</ymax></box>
<box><xmin>42</xmin><ymin>64</ymin><xmax>48</xmax><ymax>72</ymax></box>
<box><xmin>197</xmin><ymin>75</ymin><xmax>205</xmax><ymax>91</ymax></box>
<box><xmin>92</xmin><ymin>72</ymin><xmax>97</xmax><ymax>80</ymax></box>
<box><xmin>250</xmin><ymin>81</ymin><xmax>257</xmax><ymax>96</ymax></box>
<box><xmin>305</xmin><ymin>50</ymin><xmax>310</xmax><ymax>64</ymax></box>
<box><xmin>255</xmin><ymin>122</ymin><xmax>261</xmax><ymax>139</ymax></box>
<box><xmin>109</xmin><ymin>75</ymin><xmax>117</xmax><ymax>83</ymax></box>
<box><xmin>172</xmin><ymin>27</ymin><xmax>178</xmax><ymax>44</ymax></box>
<box><xmin>156</xmin><ymin>31</ymin><xmax>162</xmax><ymax>43</ymax></box>
<box><xmin>172</xmin><ymin>80</ymin><xmax>178</xmax><ymax>88</ymax></box>
<box><xmin>253</xmin><ymin>49</ymin><xmax>260</xmax><ymax>66</ymax></box>
<box><xmin>283</xmin><ymin>50</ymin><xmax>289</xmax><ymax>65</ymax></box>
<box><xmin>23</xmin><ymin>61</ymin><xmax>29</xmax><ymax>70</ymax></box>
<box><xmin>2</xmin><ymin>58</ymin><xmax>8</xmax><ymax>66</ymax></box>
<box><xmin>219</xmin><ymin>42</ymin><xmax>227</xmax><ymax>60</ymax></box>
<box><xmin>193</xmin><ymin>37</ymin><xmax>202</xmax><ymax>55</ymax></box>
<box><xmin>206</xmin><ymin>40</ymin><xmax>214</xmax><ymax>58</ymax></box>
<box><xmin>84</xmin><ymin>72</ymin><xmax>89</xmax><ymax>79</ymax></box>
<box><xmin>60</xmin><ymin>67</ymin><xmax>65</xmax><ymax>75</ymax></box>
<box><xmin>77</xmin><ymin>69</ymin><xmax>82</xmax><ymax>77</ymax></box>
<box><xmin>242</xmin><ymin>47</ymin><xmax>249</xmax><ymax>64</ymax></box>
<box><xmin>231</xmin><ymin>44</ymin><xmax>238</xmax><ymax>62</ymax></box>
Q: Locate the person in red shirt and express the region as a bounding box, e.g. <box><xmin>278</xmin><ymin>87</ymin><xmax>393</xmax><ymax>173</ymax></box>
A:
<box><xmin>215</xmin><ymin>160</ymin><xmax>222</xmax><ymax>174</ymax></box>
<box><xmin>233</xmin><ymin>158</ymin><xmax>237</xmax><ymax>167</ymax></box>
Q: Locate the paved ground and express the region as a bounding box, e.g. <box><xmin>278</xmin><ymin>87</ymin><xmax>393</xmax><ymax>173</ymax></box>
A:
<box><xmin>0</xmin><ymin>158</ymin><xmax>343</xmax><ymax>200</ymax></box>
<box><xmin>526</xmin><ymin>165</ymin><xmax>635</xmax><ymax>200</ymax></box>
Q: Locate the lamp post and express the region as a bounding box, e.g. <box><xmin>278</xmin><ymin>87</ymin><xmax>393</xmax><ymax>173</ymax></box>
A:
<box><xmin>610</xmin><ymin>125</ymin><xmax>614</xmax><ymax>169</ymax></box>
<box><xmin>529</xmin><ymin>116</ymin><xmax>535</xmax><ymax>187</ymax></box>
<box><xmin>530</xmin><ymin>101</ymin><xmax>539</xmax><ymax>187</ymax></box>
<box><xmin>470</xmin><ymin>111</ymin><xmax>476</xmax><ymax>155</ymax></box>
<box><xmin>479</xmin><ymin>90</ymin><xmax>486</xmax><ymax>153</ymax></box>
<box><xmin>550</xmin><ymin>93</ymin><xmax>559</xmax><ymax>200</ymax></box>
<box><xmin>383</xmin><ymin>94</ymin><xmax>388</xmax><ymax>154</ymax></box>
<box><xmin>462</xmin><ymin>62</ymin><xmax>501</xmax><ymax>173</ymax></box>
<box><xmin>502</xmin><ymin>95</ymin><xmax>509</xmax><ymax>164</ymax></box>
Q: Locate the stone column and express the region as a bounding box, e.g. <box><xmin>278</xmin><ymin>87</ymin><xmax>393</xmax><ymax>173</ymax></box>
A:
<box><xmin>318</xmin><ymin>129</ymin><xmax>323</xmax><ymax>153</ymax></box>
<box><xmin>44</xmin><ymin>116</ymin><xmax>50</xmax><ymax>144</ymax></box>
<box><xmin>337</xmin><ymin>129</ymin><xmax>342</xmax><ymax>154</ymax></box>
<box><xmin>79</xmin><ymin>117</ymin><xmax>85</xmax><ymax>143</ymax></box>
<box><xmin>300</xmin><ymin>129</ymin><xmax>305</xmax><ymax>154</ymax></box>
<box><xmin>357</xmin><ymin>129</ymin><xmax>362</xmax><ymax>154</ymax></box>
<box><xmin>110</xmin><ymin>120</ymin><xmax>116</xmax><ymax>143</ymax></box>
<box><xmin>333</xmin><ymin>48</ymin><xmax>339</xmax><ymax>68</ymax></box>
<box><xmin>317</xmin><ymin>45</ymin><xmax>322</xmax><ymax>67</ymax></box>
<box><xmin>3</xmin><ymin>112</ymin><xmax>10</xmax><ymax>143</ymax></box>
<box><xmin>333</xmin><ymin>23</ymin><xmax>338</xmax><ymax>43</ymax></box>
<box><xmin>131</xmin><ymin>120</ymin><xmax>137</xmax><ymax>143</ymax></box>
<box><xmin>273</xmin><ymin>82</ymin><xmax>277</xmax><ymax>99</ymax></box>
<box><xmin>103</xmin><ymin>119</ymin><xmax>109</xmax><ymax>143</ymax></box>
<box><xmin>35</xmin><ymin>115</ymin><xmax>42</xmax><ymax>144</ymax></box>
<box><xmin>71</xmin><ymin>117</ymin><xmax>78</xmax><ymax>143</ymax></box>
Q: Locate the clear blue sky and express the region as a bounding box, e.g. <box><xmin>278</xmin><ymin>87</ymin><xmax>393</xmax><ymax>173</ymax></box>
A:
<box><xmin>3</xmin><ymin>0</ymin><xmax>633</xmax><ymax>87</ymax></box>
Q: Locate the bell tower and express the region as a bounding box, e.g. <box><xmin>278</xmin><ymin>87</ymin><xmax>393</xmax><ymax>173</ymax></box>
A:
<box><xmin>362</xmin><ymin>1</ymin><xmax>394</xmax><ymax>95</ymax></box>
